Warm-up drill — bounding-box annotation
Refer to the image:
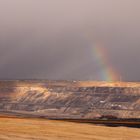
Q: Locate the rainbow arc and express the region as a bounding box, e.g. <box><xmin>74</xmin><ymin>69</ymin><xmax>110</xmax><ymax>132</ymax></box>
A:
<box><xmin>93</xmin><ymin>44</ymin><xmax>119</xmax><ymax>81</ymax></box>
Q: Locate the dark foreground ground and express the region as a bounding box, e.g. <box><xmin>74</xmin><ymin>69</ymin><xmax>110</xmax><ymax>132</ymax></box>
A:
<box><xmin>0</xmin><ymin>116</ymin><xmax>140</xmax><ymax>140</ymax></box>
<box><xmin>1</xmin><ymin>111</ymin><xmax>140</xmax><ymax>128</ymax></box>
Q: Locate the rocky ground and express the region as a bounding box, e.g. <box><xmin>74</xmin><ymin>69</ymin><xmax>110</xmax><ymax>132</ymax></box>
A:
<box><xmin>0</xmin><ymin>80</ymin><xmax>140</xmax><ymax>119</ymax></box>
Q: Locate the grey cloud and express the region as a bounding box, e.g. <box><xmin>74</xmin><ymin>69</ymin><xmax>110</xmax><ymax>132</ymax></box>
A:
<box><xmin>0</xmin><ymin>0</ymin><xmax>140</xmax><ymax>81</ymax></box>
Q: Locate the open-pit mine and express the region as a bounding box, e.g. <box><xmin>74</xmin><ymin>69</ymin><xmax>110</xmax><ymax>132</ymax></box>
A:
<box><xmin>0</xmin><ymin>80</ymin><xmax>140</xmax><ymax>121</ymax></box>
<box><xmin>0</xmin><ymin>80</ymin><xmax>140</xmax><ymax>140</ymax></box>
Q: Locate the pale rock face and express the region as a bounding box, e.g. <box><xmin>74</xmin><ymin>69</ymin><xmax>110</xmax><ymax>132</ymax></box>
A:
<box><xmin>0</xmin><ymin>80</ymin><xmax>140</xmax><ymax>119</ymax></box>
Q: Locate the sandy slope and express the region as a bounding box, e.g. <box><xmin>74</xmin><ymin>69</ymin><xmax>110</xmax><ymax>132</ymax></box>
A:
<box><xmin>0</xmin><ymin>117</ymin><xmax>140</xmax><ymax>140</ymax></box>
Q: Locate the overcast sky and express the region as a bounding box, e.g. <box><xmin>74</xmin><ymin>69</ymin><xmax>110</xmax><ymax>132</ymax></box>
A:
<box><xmin>0</xmin><ymin>0</ymin><xmax>140</xmax><ymax>81</ymax></box>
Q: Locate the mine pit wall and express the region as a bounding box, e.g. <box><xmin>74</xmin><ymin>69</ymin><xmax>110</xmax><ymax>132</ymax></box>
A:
<box><xmin>0</xmin><ymin>81</ymin><xmax>140</xmax><ymax>119</ymax></box>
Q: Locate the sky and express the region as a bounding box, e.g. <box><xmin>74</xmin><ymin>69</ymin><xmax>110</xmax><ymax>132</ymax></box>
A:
<box><xmin>0</xmin><ymin>0</ymin><xmax>140</xmax><ymax>81</ymax></box>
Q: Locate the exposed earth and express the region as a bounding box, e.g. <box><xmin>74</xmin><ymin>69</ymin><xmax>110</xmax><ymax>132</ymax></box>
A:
<box><xmin>0</xmin><ymin>80</ymin><xmax>140</xmax><ymax>140</ymax></box>
<box><xmin>0</xmin><ymin>80</ymin><xmax>140</xmax><ymax>119</ymax></box>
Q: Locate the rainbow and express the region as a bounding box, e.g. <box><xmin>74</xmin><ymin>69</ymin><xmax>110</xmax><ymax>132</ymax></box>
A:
<box><xmin>93</xmin><ymin>44</ymin><xmax>119</xmax><ymax>81</ymax></box>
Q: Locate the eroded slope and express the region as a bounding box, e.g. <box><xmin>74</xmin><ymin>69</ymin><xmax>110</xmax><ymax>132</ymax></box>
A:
<box><xmin>0</xmin><ymin>80</ymin><xmax>140</xmax><ymax>119</ymax></box>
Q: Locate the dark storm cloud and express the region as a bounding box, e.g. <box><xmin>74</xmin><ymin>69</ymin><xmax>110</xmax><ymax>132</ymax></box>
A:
<box><xmin>0</xmin><ymin>0</ymin><xmax>140</xmax><ymax>81</ymax></box>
